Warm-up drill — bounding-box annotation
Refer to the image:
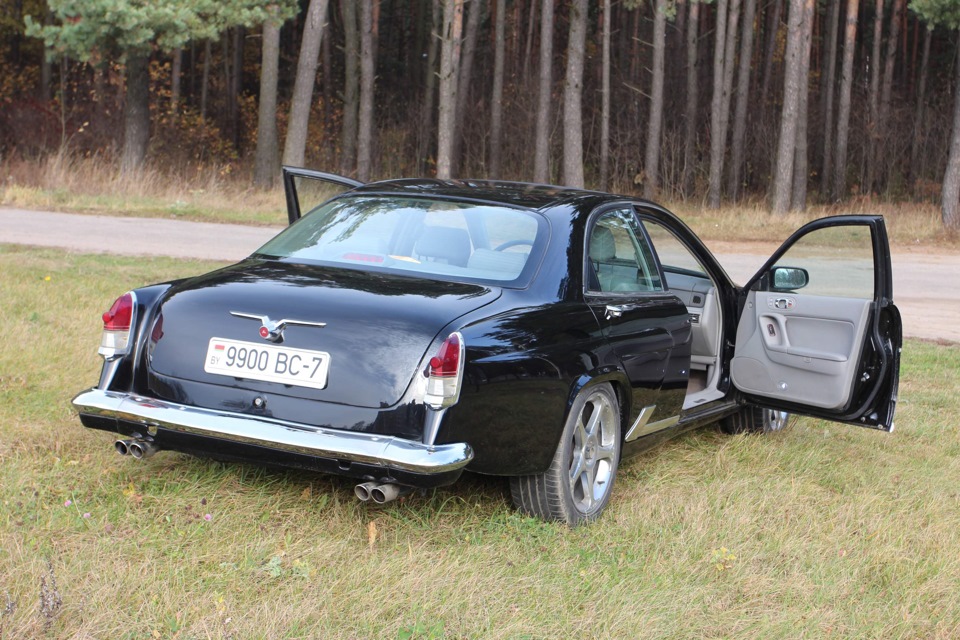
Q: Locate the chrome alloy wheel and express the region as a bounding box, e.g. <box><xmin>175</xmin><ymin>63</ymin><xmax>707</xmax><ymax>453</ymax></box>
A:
<box><xmin>762</xmin><ymin>409</ymin><xmax>790</xmax><ymax>432</ymax></box>
<box><xmin>568</xmin><ymin>389</ymin><xmax>619</xmax><ymax>515</ymax></box>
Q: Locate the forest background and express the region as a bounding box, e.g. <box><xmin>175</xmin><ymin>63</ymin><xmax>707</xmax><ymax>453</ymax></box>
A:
<box><xmin>2</xmin><ymin>0</ymin><xmax>960</xmax><ymax>229</ymax></box>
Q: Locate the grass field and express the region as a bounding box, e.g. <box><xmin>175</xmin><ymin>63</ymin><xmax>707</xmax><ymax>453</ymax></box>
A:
<box><xmin>1</xmin><ymin>246</ymin><xmax>959</xmax><ymax>639</ymax></box>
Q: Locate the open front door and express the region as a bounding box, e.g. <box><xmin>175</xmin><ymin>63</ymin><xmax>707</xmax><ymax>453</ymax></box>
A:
<box><xmin>730</xmin><ymin>216</ymin><xmax>901</xmax><ymax>431</ymax></box>
<box><xmin>282</xmin><ymin>166</ymin><xmax>364</xmax><ymax>224</ymax></box>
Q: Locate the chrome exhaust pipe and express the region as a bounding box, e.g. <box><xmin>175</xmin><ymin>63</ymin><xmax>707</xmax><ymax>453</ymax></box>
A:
<box><xmin>370</xmin><ymin>483</ymin><xmax>403</xmax><ymax>505</ymax></box>
<box><xmin>114</xmin><ymin>439</ymin><xmax>132</xmax><ymax>456</ymax></box>
<box><xmin>354</xmin><ymin>482</ymin><xmax>378</xmax><ymax>502</ymax></box>
<box><xmin>128</xmin><ymin>440</ymin><xmax>159</xmax><ymax>460</ymax></box>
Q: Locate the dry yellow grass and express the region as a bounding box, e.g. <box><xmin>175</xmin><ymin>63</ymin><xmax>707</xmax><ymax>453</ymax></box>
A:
<box><xmin>2</xmin><ymin>154</ymin><xmax>957</xmax><ymax>251</ymax></box>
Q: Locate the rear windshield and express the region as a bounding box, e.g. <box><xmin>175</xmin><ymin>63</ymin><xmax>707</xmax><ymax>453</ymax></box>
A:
<box><xmin>255</xmin><ymin>196</ymin><xmax>545</xmax><ymax>285</ymax></box>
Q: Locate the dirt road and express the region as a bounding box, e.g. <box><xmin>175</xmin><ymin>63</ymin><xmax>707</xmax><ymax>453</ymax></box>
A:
<box><xmin>2</xmin><ymin>207</ymin><xmax>956</xmax><ymax>343</ymax></box>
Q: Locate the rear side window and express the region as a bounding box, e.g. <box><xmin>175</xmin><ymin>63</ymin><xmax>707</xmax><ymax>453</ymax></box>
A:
<box><xmin>586</xmin><ymin>209</ymin><xmax>663</xmax><ymax>293</ymax></box>
<box><xmin>255</xmin><ymin>196</ymin><xmax>544</xmax><ymax>284</ymax></box>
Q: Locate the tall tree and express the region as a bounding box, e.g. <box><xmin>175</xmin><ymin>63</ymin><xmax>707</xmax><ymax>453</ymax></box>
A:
<box><xmin>760</xmin><ymin>0</ymin><xmax>783</xmax><ymax>106</ymax></box>
<box><xmin>437</xmin><ymin>0</ymin><xmax>464</xmax><ymax>178</ymax></box>
<box><xmin>910</xmin><ymin>25</ymin><xmax>932</xmax><ymax>182</ymax></box>
<box><xmin>283</xmin><ymin>0</ymin><xmax>331</xmax><ymax>168</ymax></box>
<box><xmin>771</xmin><ymin>0</ymin><xmax>812</xmax><ymax>214</ymax></box>
<box><xmin>356</xmin><ymin>0</ymin><xmax>377</xmax><ymax>182</ymax></box>
<box><xmin>912</xmin><ymin>0</ymin><xmax>960</xmax><ymax>228</ymax></box>
<box><xmin>832</xmin><ymin>0</ymin><xmax>859</xmax><ymax>201</ymax></box>
<box><xmin>599</xmin><ymin>0</ymin><xmax>612</xmax><ymax>190</ymax></box>
<box><xmin>170</xmin><ymin>48</ymin><xmax>183</xmax><ymax>113</ymax></box>
<box><xmin>644</xmin><ymin>0</ymin><xmax>668</xmax><ymax>198</ymax></box>
<box><xmin>489</xmin><ymin>0</ymin><xmax>506</xmax><ymax>178</ymax></box>
<box><xmin>729</xmin><ymin>0</ymin><xmax>758</xmax><ymax>201</ymax></box>
<box><xmin>26</xmin><ymin>0</ymin><xmax>286</xmax><ymax>172</ymax></box>
<box><xmin>682</xmin><ymin>0</ymin><xmax>700</xmax><ymax>196</ymax></box>
<box><xmin>452</xmin><ymin>0</ymin><xmax>483</xmax><ymax>175</ymax></box>
<box><xmin>790</xmin><ymin>0</ymin><xmax>815</xmax><ymax>210</ymax></box>
<box><xmin>874</xmin><ymin>0</ymin><xmax>904</xmax><ymax>191</ymax></box>
<box><xmin>254</xmin><ymin>10</ymin><xmax>283</xmax><ymax>188</ymax></box>
<box><xmin>340</xmin><ymin>0</ymin><xmax>360</xmax><ymax>176</ymax></box>
<box><xmin>864</xmin><ymin>0</ymin><xmax>884</xmax><ymax>194</ymax></box>
<box><xmin>419</xmin><ymin>0</ymin><xmax>442</xmax><ymax>173</ymax></box>
<box><xmin>562</xmin><ymin>0</ymin><xmax>588</xmax><ymax>188</ymax></box>
<box><xmin>707</xmin><ymin>0</ymin><xmax>730</xmax><ymax>207</ymax></box>
<box><xmin>534</xmin><ymin>0</ymin><xmax>554</xmax><ymax>183</ymax></box>
<box><xmin>708</xmin><ymin>0</ymin><xmax>742</xmax><ymax>207</ymax></box>
<box><xmin>818</xmin><ymin>0</ymin><xmax>840</xmax><ymax>194</ymax></box>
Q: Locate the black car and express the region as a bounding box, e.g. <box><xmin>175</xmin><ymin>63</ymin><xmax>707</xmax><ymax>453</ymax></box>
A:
<box><xmin>73</xmin><ymin>167</ymin><xmax>901</xmax><ymax>525</ymax></box>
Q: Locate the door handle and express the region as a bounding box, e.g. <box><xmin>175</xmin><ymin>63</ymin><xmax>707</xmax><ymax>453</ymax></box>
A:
<box><xmin>605</xmin><ymin>305</ymin><xmax>624</xmax><ymax>319</ymax></box>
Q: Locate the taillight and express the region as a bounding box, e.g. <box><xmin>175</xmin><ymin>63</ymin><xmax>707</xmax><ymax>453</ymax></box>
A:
<box><xmin>98</xmin><ymin>292</ymin><xmax>137</xmax><ymax>358</ymax></box>
<box><xmin>424</xmin><ymin>332</ymin><xmax>465</xmax><ymax>409</ymax></box>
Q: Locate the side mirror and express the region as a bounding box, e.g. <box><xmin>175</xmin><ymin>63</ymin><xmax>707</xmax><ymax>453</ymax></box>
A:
<box><xmin>770</xmin><ymin>266</ymin><xmax>809</xmax><ymax>291</ymax></box>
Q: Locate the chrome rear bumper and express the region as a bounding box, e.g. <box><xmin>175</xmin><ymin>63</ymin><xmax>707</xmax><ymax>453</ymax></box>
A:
<box><xmin>72</xmin><ymin>388</ymin><xmax>473</xmax><ymax>477</ymax></box>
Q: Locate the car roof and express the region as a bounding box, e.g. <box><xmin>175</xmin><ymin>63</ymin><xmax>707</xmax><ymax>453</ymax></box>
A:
<box><xmin>347</xmin><ymin>178</ymin><xmax>640</xmax><ymax>213</ymax></box>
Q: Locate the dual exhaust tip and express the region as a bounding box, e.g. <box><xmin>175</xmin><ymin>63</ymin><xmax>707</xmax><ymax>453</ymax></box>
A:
<box><xmin>354</xmin><ymin>481</ymin><xmax>407</xmax><ymax>505</ymax></box>
<box><xmin>115</xmin><ymin>440</ymin><xmax>405</xmax><ymax>504</ymax></box>
<box><xmin>114</xmin><ymin>438</ymin><xmax>159</xmax><ymax>460</ymax></box>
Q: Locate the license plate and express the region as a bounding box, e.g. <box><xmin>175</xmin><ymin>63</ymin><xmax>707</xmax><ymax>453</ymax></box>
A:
<box><xmin>204</xmin><ymin>338</ymin><xmax>330</xmax><ymax>390</ymax></box>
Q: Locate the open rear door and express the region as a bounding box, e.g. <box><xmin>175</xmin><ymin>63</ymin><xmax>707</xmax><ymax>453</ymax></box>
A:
<box><xmin>730</xmin><ymin>216</ymin><xmax>901</xmax><ymax>431</ymax></box>
<box><xmin>282</xmin><ymin>166</ymin><xmax>364</xmax><ymax>224</ymax></box>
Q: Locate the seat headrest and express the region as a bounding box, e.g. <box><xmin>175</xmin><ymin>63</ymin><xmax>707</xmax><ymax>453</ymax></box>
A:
<box><xmin>415</xmin><ymin>226</ymin><xmax>471</xmax><ymax>267</ymax></box>
<box><xmin>589</xmin><ymin>226</ymin><xmax>617</xmax><ymax>262</ymax></box>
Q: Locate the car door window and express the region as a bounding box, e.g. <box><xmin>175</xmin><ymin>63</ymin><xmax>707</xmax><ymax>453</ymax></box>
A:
<box><xmin>768</xmin><ymin>226</ymin><xmax>875</xmax><ymax>299</ymax></box>
<box><xmin>587</xmin><ymin>210</ymin><xmax>663</xmax><ymax>293</ymax></box>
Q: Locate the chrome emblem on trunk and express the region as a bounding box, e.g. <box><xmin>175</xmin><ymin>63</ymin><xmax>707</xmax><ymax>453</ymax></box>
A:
<box><xmin>230</xmin><ymin>311</ymin><xmax>327</xmax><ymax>343</ymax></box>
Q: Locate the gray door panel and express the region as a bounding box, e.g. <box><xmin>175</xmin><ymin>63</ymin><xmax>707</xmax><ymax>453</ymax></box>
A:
<box><xmin>732</xmin><ymin>291</ymin><xmax>871</xmax><ymax>410</ymax></box>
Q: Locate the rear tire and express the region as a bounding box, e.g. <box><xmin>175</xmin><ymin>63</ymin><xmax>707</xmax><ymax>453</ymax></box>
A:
<box><xmin>721</xmin><ymin>406</ymin><xmax>791</xmax><ymax>434</ymax></box>
<box><xmin>510</xmin><ymin>383</ymin><xmax>621</xmax><ymax>526</ymax></box>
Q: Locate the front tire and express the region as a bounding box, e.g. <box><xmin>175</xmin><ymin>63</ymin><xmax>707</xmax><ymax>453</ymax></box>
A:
<box><xmin>510</xmin><ymin>383</ymin><xmax>621</xmax><ymax>526</ymax></box>
<box><xmin>721</xmin><ymin>406</ymin><xmax>791</xmax><ymax>434</ymax></box>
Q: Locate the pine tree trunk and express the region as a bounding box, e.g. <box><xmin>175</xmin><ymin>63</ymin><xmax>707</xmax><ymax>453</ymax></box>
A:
<box><xmin>875</xmin><ymin>0</ymin><xmax>904</xmax><ymax>193</ymax></box>
<box><xmin>760</xmin><ymin>0</ymin><xmax>783</xmax><ymax>106</ymax></box>
<box><xmin>522</xmin><ymin>0</ymin><xmax>537</xmax><ymax>84</ymax></box>
<box><xmin>708</xmin><ymin>0</ymin><xmax>729</xmax><ymax>207</ymax></box>
<box><xmin>451</xmin><ymin>0</ymin><xmax>483</xmax><ymax>175</ymax></box>
<box><xmin>340</xmin><ymin>0</ymin><xmax>360</xmax><ymax>176</ymax></box>
<box><xmin>729</xmin><ymin>0</ymin><xmax>758</xmax><ymax>201</ymax></box>
<box><xmin>818</xmin><ymin>0</ymin><xmax>840</xmax><ymax>193</ymax></box>
<box><xmin>562</xmin><ymin>0</ymin><xmax>588</xmax><ymax>188</ymax></box>
<box><xmin>790</xmin><ymin>0</ymin><xmax>814</xmax><ymax>210</ymax></box>
<box><xmin>121</xmin><ymin>51</ymin><xmax>151</xmax><ymax>174</ymax></box>
<box><xmin>708</xmin><ymin>0</ymin><xmax>741</xmax><ymax>208</ymax></box>
<box><xmin>254</xmin><ymin>17</ymin><xmax>282</xmax><ymax>188</ymax></box>
<box><xmin>599</xmin><ymin>0</ymin><xmax>612</xmax><ymax>190</ymax></box>
<box><xmin>171</xmin><ymin>48</ymin><xmax>182</xmax><ymax>114</ymax></box>
<box><xmin>771</xmin><ymin>0</ymin><xmax>807</xmax><ymax>214</ymax></box>
<box><xmin>490</xmin><ymin>0</ymin><xmax>506</xmax><ymax>178</ymax></box>
<box><xmin>356</xmin><ymin>0</ymin><xmax>377</xmax><ymax>182</ymax></box>
<box><xmin>942</xmin><ymin>38</ymin><xmax>960</xmax><ymax>230</ymax></box>
<box><xmin>864</xmin><ymin>0</ymin><xmax>883</xmax><ymax>194</ymax></box>
<box><xmin>283</xmin><ymin>0</ymin><xmax>330</xmax><ymax>168</ymax></box>
<box><xmin>644</xmin><ymin>0</ymin><xmax>667</xmax><ymax>198</ymax></box>
<box><xmin>437</xmin><ymin>0</ymin><xmax>464</xmax><ymax>179</ymax></box>
<box><xmin>832</xmin><ymin>0</ymin><xmax>858</xmax><ymax>202</ymax></box>
<box><xmin>38</xmin><ymin>7</ymin><xmax>52</xmax><ymax>101</ymax></box>
<box><xmin>533</xmin><ymin>0</ymin><xmax>554</xmax><ymax>184</ymax></box>
<box><xmin>910</xmin><ymin>26</ymin><xmax>931</xmax><ymax>184</ymax></box>
<box><xmin>682</xmin><ymin>0</ymin><xmax>700</xmax><ymax>196</ymax></box>
<box><xmin>418</xmin><ymin>0</ymin><xmax>441</xmax><ymax>173</ymax></box>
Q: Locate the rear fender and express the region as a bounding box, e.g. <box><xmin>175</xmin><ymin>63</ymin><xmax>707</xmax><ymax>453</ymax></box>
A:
<box><xmin>99</xmin><ymin>283</ymin><xmax>174</xmax><ymax>392</ymax></box>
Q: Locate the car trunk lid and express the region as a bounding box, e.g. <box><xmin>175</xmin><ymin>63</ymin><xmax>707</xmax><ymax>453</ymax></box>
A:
<box><xmin>146</xmin><ymin>260</ymin><xmax>500</xmax><ymax>409</ymax></box>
